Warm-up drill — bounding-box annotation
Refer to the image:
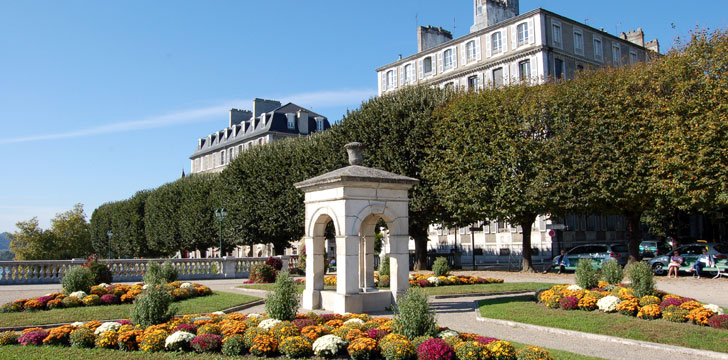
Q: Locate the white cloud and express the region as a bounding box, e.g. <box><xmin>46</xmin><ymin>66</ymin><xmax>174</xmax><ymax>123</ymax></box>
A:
<box><xmin>0</xmin><ymin>88</ymin><xmax>376</xmax><ymax>145</ymax></box>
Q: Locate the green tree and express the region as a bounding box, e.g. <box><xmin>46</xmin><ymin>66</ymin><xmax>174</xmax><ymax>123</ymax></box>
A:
<box><xmin>178</xmin><ymin>174</ymin><xmax>218</xmax><ymax>255</ymax></box>
<box><xmin>9</xmin><ymin>217</ymin><xmax>55</xmax><ymax>260</ymax></box>
<box><xmin>51</xmin><ymin>203</ymin><xmax>92</xmax><ymax>259</ymax></box>
<box><xmin>111</xmin><ymin>190</ymin><xmax>156</xmax><ymax>258</ymax></box>
<box><xmin>425</xmin><ymin>84</ymin><xmax>553</xmax><ymax>272</ymax></box>
<box><xmin>145</xmin><ymin>181</ymin><xmax>182</xmax><ymax>255</ymax></box>
<box><xmin>89</xmin><ymin>201</ymin><xmax>115</xmax><ymax>256</ymax></box>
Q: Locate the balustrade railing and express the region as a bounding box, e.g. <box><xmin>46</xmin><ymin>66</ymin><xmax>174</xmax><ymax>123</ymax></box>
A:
<box><xmin>0</xmin><ymin>256</ymin><xmax>294</xmax><ymax>285</ymax></box>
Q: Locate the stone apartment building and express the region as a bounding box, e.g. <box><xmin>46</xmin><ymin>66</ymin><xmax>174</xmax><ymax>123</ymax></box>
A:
<box><xmin>376</xmin><ymin>0</ymin><xmax>660</xmax><ymax>266</ymax></box>
<box><xmin>190</xmin><ymin>98</ymin><xmax>330</xmax><ymax>174</ymax></box>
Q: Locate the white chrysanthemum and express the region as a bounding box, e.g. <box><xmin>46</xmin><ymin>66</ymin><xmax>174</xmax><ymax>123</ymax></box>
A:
<box><xmin>180</xmin><ymin>282</ymin><xmax>194</xmax><ymax>289</ymax></box>
<box><xmin>428</xmin><ymin>276</ymin><xmax>441</xmax><ymax>285</ymax></box>
<box><xmin>142</xmin><ymin>284</ymin><xmax>149</xmax><ymax>290</ymax></box>
<box><xmin>98</xmin><ymin>283</ymin><xmax>110</xmax><ymax>289</ymax></box>
<box><xmin>704</xmin><ymin>304</ymin><xmax>724</xmax><ymax>315</ymax></box>
<box><xmin>567</xmin><ymin>285</ymin><xmax>583</xmax><ymax>291</ymax></box>
<box><xmin>94</xmin><ymin>321</ymin><xmax>122</xmax><ymax>335</ymax></box>
<box><xmin>69</xmin><ymin>291</ymin><xmax>87</xmax><ymax>299</ymax></box>
<box><xmin>312</xmin><ymin>334</ymin><xmax>346</xmax><ymax>357</ymax></box>
<box><xmin>437</xmin><ymin>330</ymin><xmax>459</xmax><ymax>339</ymax></box>
<box><xmin>343</xmin><ymin>318</ymin><xmax>365</xmax><ymax>327</ymax></box>
<box><xmin>165</xmin><ymin>331</ymin><xmax>195</xmax><ymax>349</ymax></box>
<box><xmin>212</xmin><ymin>311</ymin><xmax>225</xmax><ymax>316</ymax></box>
<box><xmin>247</xmin><ymin>313</ymin><xmax>262</xmax><ymax>319</ymax></box>
<box><xmin>597</xmin><ymin>295</ymin><xmax>621</xmax><ymax>313</ymax></box>
<box><xmin>258</xmin><ymin>319</ymin><xmax>282</xmax><ymax>330</ymax></box>
<box><xmin>409</xmin><ymin>274</ymin><xmax>414</xmax><ymax>280</ymax></box>
<box><xmin>71</xmin><ymin>321</ymin><xmax>84</xmax><ymax>327</ymax></box>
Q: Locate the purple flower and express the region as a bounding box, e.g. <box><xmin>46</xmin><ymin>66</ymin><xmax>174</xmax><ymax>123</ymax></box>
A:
<box><xmin>475</xmin><ymin>337</ymin><xmax>498</xmax><ymax>345</ymax></box>
<box><xmin>660</xmin><ymin>297</ymin><xmax>684</xmax><ymax>309</ymax></box>
<box><xmin>100</xmin><ymin>294</ymin><xmax>120</xmax><ymax>305</ymax></box>
<box><xmin>18</xmin><ymin>330</ymin><xmax>48</xmax><ymax>346</ymax></box>
<box><xmin>559</xmin><ymin>296</ymin><xmax>579</xmax><ymax>310</ymax></box>
<box><xmin>117</xmin><ymin>319</ymin><xmax>132</xmax><ymax>326</ymax></box>
<box><xmin>190</xmin><ymin>334</ymin><xmax>222</xmax><ymax>353</ymax></box>
<box><xmin>35</xmin><ymin>296</ymin><xmax>55</xmax><ymax>306</ymax></box>
<box><xmin>417</xmin><ymin>338</ymin><xmax>455</xmax><ymax>360</ymax></box>
<box><xmin>366</xmin><ymin>328</ymin><xmax>387</xmax><ymax>340</ymax></box>
<box><xmin>174</xmin><ymin>323</ymin><xmax>198</xmax><ymax>334</ymax></box>
<box><xmin>292</xmin><ymin>318</ymin><xmax>315</xmax><ymax>330</ymax></box>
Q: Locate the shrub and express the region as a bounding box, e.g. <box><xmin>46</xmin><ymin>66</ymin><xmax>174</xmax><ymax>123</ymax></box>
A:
<box><xmin>130</xmin><ymin>284</ymin><xmax>177</xmax><ymax>328</ymax></box>
<box><xmin>292</xmin><ymin>318</ymin><xmax>315</xmax><ymax>330</ymax></box>
<box><xmin>271</xmin><ymin>321</ymin><xmax>300</xmax><ymax>342</ymax></box>
<box><xmin>23</xmin><ymin>299</ymin><xmax>44</xmax><ymax>311</ymax></box>
<box><xmin>69</xmin><ymin>327</ymin><xmax>96</xmax><ymax>348</ymax></box>
<box><xmin>660</xmin><ymin>297</ymin><xmax>684</xmax><ymax>309</ymax></box>
<box><xmin>250</xmin><ymin>263</ymin><xmax>277</xmax><ymax>283</ymax></box>
<box><xmin>100</xmin><ymin>293</ymin><xmax>120</xmax><ymax>305</ymax></box>
<box><xmin>117</xmin><ymin>330</ymin><xmax>143</xmax><ymax>351</ymax></box>
<box><xmin>454</xmin><ymin>341</ymin><xmax>483</xmax><ymax>360</ymax></box>
<box><xmin>95</xmin><ymin>330</ymin><xmax>118</xmax><ymax>349</ymax></box>
<box><xmin>348</xmin><ymin>337</ymin><xmax>379</xmax><ymax>360</ymax></box>
<box><xmin>601</xmin><ymin>259</ymin><xmax>624</xmax><ymax>285</ymax></box>
<box><xmin>266</xmin><ymin>256</ymin><xmax>284</xmax><ymax>270</ymax></box>
<box><xmin>578</xmin><ymin>296</ymin><xmax>598</xmax><ymax>311</ymax></box>
<box><xmin>637</xmin><ymin>304</ymin><xmax>662</xmax><ymax>320</ymax></box>
<box><xmin>544</xmin><ymin>295</ymin><xmax>561</xmax><ymax>309</ymax></box>
<box><xmin>82</xmin><ymin>294</ymin><xmax>102</xmax><ymax>306</ymax></box>
<box><xmin>280</xmin><ymin>336</ymin><xmax>313</xmax><ymax>358</ymax></box>
<box><xmin>250</xmin><ymin>334</ymin><xmax>279</xmax><ymax>356</ymax></box>
<box><xmin>88</xmin><ymin>262</ymin><xmax>113</xmax><ymax>285</ymax></box>
<box><xmin>0</xmin><ymin>331</ymin><xmax>19</xmax><ymax>345</ymax></box>
<box><xmin>140</xmin><ymin>329</ymin><xmax>168</xmax><ymax>352</ymax></box>
<box><xmin>616</xmin><ymin>297</ymin><xmax>640</xmax><ymax>316</ymax></box>
<box><xmin>157</xmin><ymin>261</ymin><xmax>178</xmax><ymax>283</ymax></box>
<box><xmin>559</xmin><ymin>296</ymin><xmax>579</xmax><ymax>310</ymax></box>
<box><xmin>517</xmin><ymin>346</ymin><xmax>554</xmax><ymax>360</ymax></box>
<box><xmin>62</xmin><ymin>296</ymin><xmax>82</xmax><ymax>308</ymax></box>
<box><xmin>222</xmin><ymin>334</ymin><xmax>247</xmax><ymax>356</ymax></box>
<box><xmin>687</xmin><ymin>308</ymin><xmax>714</xmax><ymax>326</ymax></box>
<box><xmin>432</xmin><ymin>257</ymin><xmax>450</xmax><ymax>277</ymax></box>
<box><xmin>417</xmin><ymin>338</ymin><xmax>455</xmax><ymax>360</ymax></box>
<box><xmin>18</xmin><ymin>329</ymin><xmax>47</xmax><ymax>346</ymax></box>
<box><xmin>575</xmin><ymin>259</ymin><xmax>599</xmax><ymax>290</ymax></box>
<box><xmin>381</xmin><ymin>338</ymin><xmax>416</xmax><ymax>360</ymax></box>
<box><xmin>265</xmin><ymin>271</ymin><xmax>300</xmax><ymax>321</ymax></box>
<box><xmin>300</xmin><ymin>325</ymin><xmax>327</xmax><ymax>341</ymax></box>
<box><xmin>639</xmin><ymin>295</ymin><xmax>660</xmax><ymax>307</ymax></box>
<box><xmin>487</xmin><ymin>340</ymin><xmax>516</xmax><ymax>360</ymax></box>
<box><xmin>197</xmin><ymin>323</ymin><xmax>221</xmax><ymax>336</ymax></box>
<box><xmin>379</xmin><ymin>255</ymin><xmax>390</xmax><ymax>276</ymax></box>
<box><xmin>243</xmin><ymin>327</ymin><xmax>270</xmax><ymax>349</ymax></box>
<box><xmin>627</xmin><ymin>261</ymin><xmax>655</xmax><ymax>298</ymax></box>
<box><xmin>43</xmin><ymin>325</ymin><xmax>74</xmax><ymax>346</ymax></box>
<box><xmin>412</xmin><ymin>335</ymin><xmax>433</xmax><ymax>348</ymax></box>
<box><xmin>62</xmin><ymin>266</ymin><xmax>95</xmax><ymax>293</ymax></box>
<box><xmin>143</xmin><ymin>262</ymin><xmax>164</xmax><ymax>285</ymax></box>
<box><xmin>392</xmin><ymin>288</ymin><xmax>437</xmax><ymax>339</ymax></box>
<box><xmin>708</xmin><ymin>315</ymin><xmax>728</xmax><ymax>330</ymax></box>
<box><xmin>190</xmin><ymin>334</ymin><xmax>222</xmax><ymax>353</ymax></box>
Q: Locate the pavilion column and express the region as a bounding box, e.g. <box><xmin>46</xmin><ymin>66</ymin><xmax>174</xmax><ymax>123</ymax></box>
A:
<box><xmin>302</xmin><ymin>236</ymin><xmax>325</xmax><ymax>309</ymax></box>
<box><xmin>389</xmin><ymin>234</ymin><xmax>410</xmax><ymax>301</ymax></box>
<box><xmin>363</xmin><ymin>235</ymin><xmax>376</xmax><ymax>289</ymax></box>
<box><xmin>336</xmin><ymin>236</ymin><xmax>360</xmax><ymax>295</ymax></box>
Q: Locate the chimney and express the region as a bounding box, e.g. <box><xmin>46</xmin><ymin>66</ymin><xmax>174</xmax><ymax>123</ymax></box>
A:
<box><xmin>297</xmin><ymin>110</ymin><xmax>309</xmax><ymax>134</ymax></box>
<box><xmin>620</xmin><ymin>28</ymin><xmax>645</xmax><ymax>47</ymax></box>
<box><xmin>229</xmin><ymin>108</ymin><xmax>252</xmax><ymax>127</ymax></box>
<box><xmin>471</xmin><ymin>0</ymin><xmax>519</xmax><ymax>33</ymax></box>
<box><xmin>252</xmin><ymin>98</ymin><xmax>281</xmax><ymax>118</ymax></box>
<box><xmin>417</xmin><ymin>26</ymin><xmax>453</xmax><ymax>52</ymax></box>
<box><xmin>646</xmin><ymin>38</ymin><xmax>660</xmax><ymax>54</ymax></box>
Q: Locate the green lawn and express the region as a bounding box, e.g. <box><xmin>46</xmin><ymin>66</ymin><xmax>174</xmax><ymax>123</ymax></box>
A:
<box><xmin>478</xmin><ymin>295</ymin><xmax>728</xmax><ymax>353</ymax></box>
<box><xmin>0</xmin><ymin>339</ymin><xmax>604</xmax><ymax>360</ymax></box>
<box><xmin>0</xmin><ymin>291</ymin><xmax>260</xmax><ymax>327</ymax></box>
<box><xmin>238</xmin><ymin>282</ymin><xmax>553</xmax><ymax>296</ymax></box>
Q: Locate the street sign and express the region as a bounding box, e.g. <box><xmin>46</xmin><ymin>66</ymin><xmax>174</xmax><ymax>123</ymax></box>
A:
<box><xmin>546</xmin><ymin>224</ymin><xmax>567</xmax><ymax>230</ymax></box>
<box><xmin>548</xmin><ymin>230</ymin><xmax>555</xmax><ymax>237</ymax></box>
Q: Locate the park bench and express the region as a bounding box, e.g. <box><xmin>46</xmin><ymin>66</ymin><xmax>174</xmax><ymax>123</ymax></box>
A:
<box><xmin>678</xmin><ymin>258</ymin><xmax>728</xmax><ymax>279</ymax></box>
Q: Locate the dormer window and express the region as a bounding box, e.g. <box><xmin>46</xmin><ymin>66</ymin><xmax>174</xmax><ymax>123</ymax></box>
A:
<box><xmin>384</xmin><ymin>69</ymin><xmax>397</xmax><ymax>91</ymax></box>
<box><xmin>286</xmin><ymin>113</ymin><xmax>295</xmax><ymax>130</ymax></box>
<box><xmin>316</xmin><ymin>117</ymin><xmax>324</xmax><ymax>132</ymax></box>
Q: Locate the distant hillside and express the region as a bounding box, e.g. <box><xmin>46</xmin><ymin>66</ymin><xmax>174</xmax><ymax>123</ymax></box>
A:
<box><xmin>0</xmin><ymin>232</ymin><xmax>10</xmax><ymax>250</ymax></box>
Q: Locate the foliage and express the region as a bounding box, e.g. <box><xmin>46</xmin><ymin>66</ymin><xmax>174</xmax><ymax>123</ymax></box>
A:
<box><xmin>627</xmin><ymin>261</ymin><xmax>655</xmax><ymax>298</ymax></box>
<box><xmin>600</xmin><ymin>260</ymin><xmax>624</xmax><ymax>285</ymax></box>
<box><xmin>559</xmin><ymin>296</ymin><xmax>579</xmax><ymax>310</ymax></box>
<box><xmin>392</xmin><ymin>288</ymin><xmax>437</xmax><ymax>339</ymax></box>
<box><xmin>379</xmin><ymin>255</ymin><xmax>390</xmax><ymax>276</ymax></box>
<box><xmin>432</xmin><ymin>257</ymin><xmax>449</xmax><ymax>277</ymax></box>
<box><xmin>454</xmin><ymin>341</ymin><xmax>484</xmax><ymax>360</ymax></box>
<box><xmin>574</xmin><ymin>259</ymin><xmax>599</xmax><ymax>290</ymax></box>
<box><xmin>265</xmin><ymin>272</ymin><xmax>299</xmax><ymax>321</ymax></box>
<box><xmin>142</xmin><ymin>262</ymin><xmax>166</xmax><ymax>285</ymax></box>
<box><xmin>69</xmin><ymin>327</ymin><xmax>96</xmax><ymax>348</ymax></box>
<box><xmin>140</xmin><ymin>329</ymin><xmax>168</xmax><ymax>352</ymax></box>
<box><xmin>0</xmin><ymin>330</ymin><xmax>18</xmax><ymax>345</ymax></box>
<box><xmin>221</xmin><ymin>334</ymin><xmax>247</xmax><ymax>356</ymax></box>
<box><xmin>250</xmin><ymin>263</ymin><xmax>277</xmax><ymax>283</ymax></box>
<box><xmin>160</xmin><ymin>261</ymin><xmax>179</xmax><ymax>283</ymax></box>
<box><xmin>10</xmin><ymin>205</ymin><xmax>92</xmax><ymax>260</ymax></box>
<box><xmin>130</xmin><ymin>284</ymin><xmax>177</xmax><ymax>328</ymax></box>
<box><xmin>144</xmin><ymin>181</ymin><xmax>182</xmax><ymax>256</ymax></box>
<box><xmin>707</xmin><ymin>315</ymin><xmax>728</xmax><ymax>330</ymax></box>
<box><xmin>18</xmin><ymin>329</ymin><xmax>48</xmax><ymax>346</ymax></box>
<box><xmin>94</xmin><ymin>330</ymin><xmax>118</xmax><ymax>349</ymax></box>
<box><xmin>117</xmin><ymin>329</ymin><xmax>142</xmax><ymax>351</ymax></box>
<box><xmin>87</xmin><ymin>262</ymin><xmax>113</xmax><ymax>285</ymax></box>
<box><xmin>112</xmin><ymin>190</ymin><xmax>155</xmax><ymax>258</ymax></box>
<box><xmin>266</xmin><ymin>256</ymin><xmax>284</xmax><ymax>270</ymax></box>
<box><xmin>177</xmin><ymin>174</ymin><xmax>219</xmax><ymax>254</ymax></box>
<box><xmin>280</xmin><ymin>336</ymin><xmax>313</xmax><ymax>358</ymax></box>
<box><xmin>417</xmin><ymin>338</ymin><xmax>455</xmax><ymax>360</ymax></box>
<box><xmin>381</xmin><ymin>338</ymin><xmax>416</xmax><ymax>360</ymax></box>
<box><xmin>517</xmin><ymin>346</ymin><xmax>554</xmax><ymax>360</ymax></box>
<box><xmin>62</xmin><ymin>266</ymin><xmax>95</xmax><ymax>293</ymax></box>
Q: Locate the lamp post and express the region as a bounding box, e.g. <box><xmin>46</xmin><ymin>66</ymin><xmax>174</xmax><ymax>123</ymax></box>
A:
<box><xmin>106</xmin><ymin>230</ymin><xmax>112</xmax><ymax>259</ymax></box>
<box><xmin>469</xmin><ymin>224</ymin><xmax>483</xmax><ymax>270</ymax></box>
<box><xmin>215</xmin><ymin>208</ymin><xmax>227</xmax><ymax>257</ymax></box>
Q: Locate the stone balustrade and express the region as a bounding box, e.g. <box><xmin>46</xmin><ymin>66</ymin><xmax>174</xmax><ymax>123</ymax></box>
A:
<box><xmin>0</xmin><ymin>256</ymin><xmax>295</xmax><ymax>285</ymax></box>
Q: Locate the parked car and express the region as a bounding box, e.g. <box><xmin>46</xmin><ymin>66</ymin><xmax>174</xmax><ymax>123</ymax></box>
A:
<box><xmin>552</xmin><ymin>243</ymin><xmax>629</xmax><ymax>271</ymax></box>
<box><xmin>639</xmin><ymin>240</ymin><xmax>673</xmax><ymax>258</ymax></box>
<box><xmin>648</xmin><ymin>243</ymin><xmax>728</xmax><ymax>275</ymax></box>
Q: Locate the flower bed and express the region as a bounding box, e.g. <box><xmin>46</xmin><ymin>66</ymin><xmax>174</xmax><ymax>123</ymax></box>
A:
<box><xmin>0</xmin><ymin>312</ymin><xmax>553</xmax><ymax>360</ymax></box>
<box><xmin>0</xmin><ymin>281</ymin><xmax>213</xmax><ymax>314</ymax></box>
<box><xmin>408</xmin><ymin>274</ymin><xmax>504</xmax><ymax>287</ymax></box>
<box><xmin>537</xmin><ymin>284</ymin><xmax>726</xmax><ymax>330</ymax></box>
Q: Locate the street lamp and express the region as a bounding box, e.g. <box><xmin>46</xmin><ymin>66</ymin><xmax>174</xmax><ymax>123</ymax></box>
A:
<box><xmin>106</xmin><ymin>230</ymin><xmax>112</xmax><ymax>259</ymax></box>
<box><xmin>215</xmin><ymin>208</ymin><xmax>228</xmax><ymax>257</ymax></box>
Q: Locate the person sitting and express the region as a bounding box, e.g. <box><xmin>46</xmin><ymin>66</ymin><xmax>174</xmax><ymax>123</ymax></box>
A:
<box><xmin>667</xmin><ymin>250</ymin><xmax>683</xmax><ymax>278</ymax></box>
<box><xmin>543</xmin><ymin>249</ymin><xmax>570</xmax><ymax>274</ymax></box>
<box><xmin>690</xmin><ymin>249</ymin><xmax>715</xmax><ymax>279</ymax></box>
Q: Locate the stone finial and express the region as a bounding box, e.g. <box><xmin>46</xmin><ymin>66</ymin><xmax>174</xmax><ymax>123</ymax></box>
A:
<box><xmin>344</xmin><ymin>142</ymin><xmax>365</xmax><ymax>166</ymax></box>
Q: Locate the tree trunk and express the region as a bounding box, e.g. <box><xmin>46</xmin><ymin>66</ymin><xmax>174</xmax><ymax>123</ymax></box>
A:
<box><xmin>518</xmin><ymin>217</ymin><xmax>537</xmax><ymax>273</ymax></box>
<box><xmin>413</xmin><ymin>236</ymin><xmax>428</xmax><ymax>271</ymax></box>
<box><xmin>625</xmin><ymin>212</ymin><xmax>643</xmax><ymax>263</ymax></box>
<box><xmin>273</xmin><ymin>242</ymin><xmax>286</xmax><ymax>256</ymax></box>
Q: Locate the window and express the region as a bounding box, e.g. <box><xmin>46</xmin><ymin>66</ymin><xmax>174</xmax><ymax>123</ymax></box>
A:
<box><xmin>466</xmin><ymin>40</ymin><xmax>476</xmax><ymax>61</ymax></box>
<box><xmin>443</xmin><ymin>48</ymin><xmax>454</xmax><ymax>71</ymax></box>
<box><xmin>424</xmin><ymin>57</ymin><xmax>433</xmax><ymax>73</ymax></box>
<box><xmin>517</xmin><ymin>22</ymin><xmax>529</xmax><ymax>46</ymax></box>
<box><xmin>612</xmin><ymin>43</ymin><xmax>622</xmax><ymax>65</ymax></box>
<box><xmin>630</xmin><ymin>50</ymin><xmax>638</xmax><ymax>64</ymax></box>
<box><xmin>403</xmin><ymin>63</ymin><xmax>413</xmax><ymax>84</ymax></box>
<box><xmin>552</xmin><ymin>21</ymin><xmax>562</xmax><ymax>48</ymax></box>
<box><xmin>385</xmin><ymin>70</ymin><xmax>396</xmax><ymax>90</ymax></box>
<box><xmin>491</xmin><ymin>32</ymin><xmax>502</xmax><ymax>54</ymax></box>
<box><xmin>492</xmin><ymin>67</ymin><xmax>504</xmax><ymax>87</ymax></box>
<box><xmin>220</xmin><ymin>150</ymin><xmax>225</xmax><ymax>165</ymax></box>
<box><xmin>467</xmin><ymin>75</ymin><xmax>479</xmax><ymax>91</ymax></box>
<box><xmin>594</xmin><ymin>37</ymin><xmax>603</xmax><ymax>60</ymax></box>
<box><xmin>286</xmin><ymin>113</ymin><xmax>295</xmax><ymax>130</ymax></box>
<box><xmin>316</xmin><ymin>118</ymin><xmax>324</xmax><ymax>131</ymax></box>
<box><xmin>519</xmin><ymin>59</ymin><xmax>531</xmax><ymax>81</ymax></box>
<box><xmin>554</xmin><ymin>58</ymin><xmax>564</xmax><ymax>79</ymax></box>
<box><xmin>573</xmin><ymin>30</ymin><xmax>584</xmax><ymax>55</ymax></box>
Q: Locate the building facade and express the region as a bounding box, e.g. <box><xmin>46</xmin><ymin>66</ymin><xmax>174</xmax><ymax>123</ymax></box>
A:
<box><xmin>376</xmin><ymin>0</ymin><xmax>659</xmax><ymax>266</ymax></box>
<box><xmin>190</xmin><ymin>98</ymin><xmax>330</xmax><ymax>174</ymax></box>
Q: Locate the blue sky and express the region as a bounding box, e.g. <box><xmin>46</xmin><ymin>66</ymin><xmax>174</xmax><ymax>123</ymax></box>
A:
<box><xmin>1</xmin><ymin>1</ymin><xmax>726</xmax><ymax>232</ymax></box>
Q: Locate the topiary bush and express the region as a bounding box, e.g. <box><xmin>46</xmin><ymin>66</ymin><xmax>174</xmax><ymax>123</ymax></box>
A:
<box><xmin>628</xmin><ymin>261</ymin><xmax>655</xmax><ymax>298</ymax></box>
<box><xmin>601</xmin><ymin>259</ymin><xmax>624</xmax><ymax>285</ymax></box>
<box><xmin>250</xmin><ymin>263</ymin><xmax>277</xmax><ymax>283</ymax></box>
<box><xmin>392</xmin><ymin>288</ymin><xmax>438</xmax><ymax>339</ymax></box>
<box><xmin>62</xmin><ymin>266</ymin><xmax>95</xmax><ymax>293</ymax></box>
<box><xmin>379</xmin><ymin>255</ymin><xmax>390</xmax><ymax>276</ymax></box>
<box><xmin>265</xmin><ymin>271</ymin><xmax>300</xmax><ymax>321</ymax></box>
<box><xmin>432</xmin><ymin>257</ymin><xmax>449</xmax><ymax>277</ymax></box>
<box><xmin>160</xmin><ymin>261</ymin><xmax>179</xmax><ymax>283</ymax></box>
<box><xmin>575</xmin><ymin>259</ymin><xmax>599</xmax><ymax>290</ymax></box>
<box><xmin>130</xmin><ymin>284</ymin><xmax>177</xmax><ymax>328</ymax></box>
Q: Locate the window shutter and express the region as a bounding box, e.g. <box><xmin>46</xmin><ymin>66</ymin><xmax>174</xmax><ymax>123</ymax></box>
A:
<box><xmin>477</xmin><ymin>72</ymin><xmax>484</xmax><ymax>89</ymax></box>
<box><xmin>418</xmin><ymin>59</ymin><xmax>424</xmax><ymax>79</ymax></box>
<box><xmin>437</xmin><ymin>52</ymin><xmax>444</xmax><ymax>73</ymax></box>
<box><xmin>380</xmin><ymin>72</ymin><xmax>386</xmax><ymax>91</ymax></box>
<box><xmin>501</xmin><ymin>29</ymin><xmax>508</xmax><ymax>52</ymax></box>
<box><xmin>511</xmin><ymin>25</ymin><xmax>517</xmax><ymax>49</ymax></box>
<box><xmin>461</xmin><ymin>43</ymin><xmax>467</xmax><ymax>63</ymax></box>
<box><xmin>528</xmin><ymin>19</ymin><xmax>535</xmax><ymax>44</ymax></box>
<box><xmin>485</xmin><ymin>35</ymin><xmax>492</xmax><ymax>57</ymax></box>
<box><xmin>399</xmin><ymin>66</ymin><xmax>405</xmax><ymax>86</ymax></box>
<box><xmin>503</xmin><ymin>63</ymin><xmax>510</xmax><ymax>84</ymax></box>
<box><xmin>452</xmin><ymin>47</ymin><xmax>457</xmax><ymax>68</ymax></box>
<box><xmin>475</xmin><ymin>38</ymin><xmax>482</xmax><ymax>60</ymax></box>
<box><xmin>392</xmin><ymin>68</ymin><xmax>398</xmax><ymax>88</ymax></box>
<box><xmin>530</xmin><ymin>56</ymin><xmax>537</xmax><ymax>80</ymax></box>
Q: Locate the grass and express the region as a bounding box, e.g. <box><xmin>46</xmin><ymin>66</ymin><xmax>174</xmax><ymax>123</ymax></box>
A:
<box><xmin>0</xmin><ymin>291</ymin><xmax>260</xmax><ymax>327</ymax></box>
<box><xmin>478</xmin><ymin>295</ymin><xmax>728</xmax><ymax>353</ymax></box>
<box><xmin>0</xmin><ymin>338</ymin><xmax>604</xmax><ymax>360</ymax></box>
<box><xmin>238</xmin><ymin>282</ymin><xmax>554</xmax><ymax>296</ymax></box>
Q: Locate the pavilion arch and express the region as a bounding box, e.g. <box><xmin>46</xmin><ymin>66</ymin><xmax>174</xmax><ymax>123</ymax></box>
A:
<box><xmin>308</xmin><ymin>206</ymin><xmax>343</xmax><ymax>239</ymax></box>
